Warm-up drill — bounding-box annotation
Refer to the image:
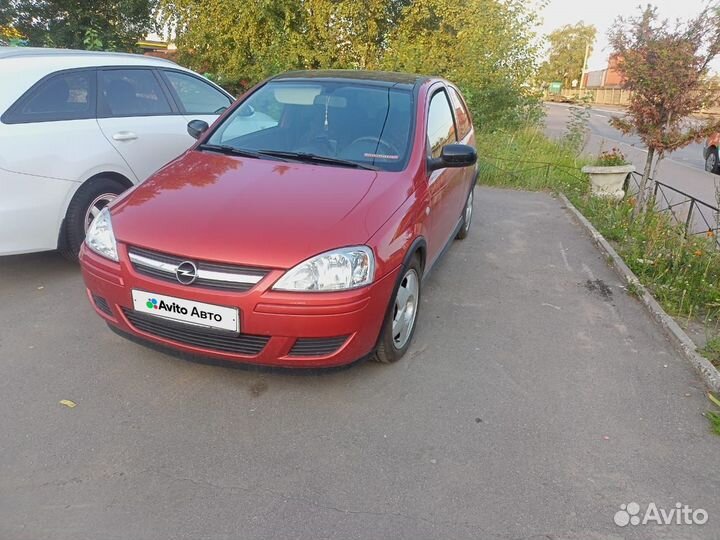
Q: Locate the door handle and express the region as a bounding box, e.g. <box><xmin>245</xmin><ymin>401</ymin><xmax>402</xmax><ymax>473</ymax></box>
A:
<box><xmin>112</xmin><ymin>131</ymin><xmax>138</xmax><ymax>141</ymax></box>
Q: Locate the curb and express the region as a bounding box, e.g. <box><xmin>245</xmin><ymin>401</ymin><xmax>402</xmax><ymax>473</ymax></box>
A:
<box><xmin>559</xmin><ymin>193</ymin><xmax>720</xmax><ymax>393</ymax></box>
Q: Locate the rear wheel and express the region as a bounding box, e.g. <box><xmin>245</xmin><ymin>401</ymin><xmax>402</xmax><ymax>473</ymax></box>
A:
<box><xmin>705</xmin><ymin>148</ymin><xmax>720</xmax><ymax>174</ymax></box>
<box><xmin>374</xmin><ymin>255</ymin><xmax>422</xmax><ymax>364</ymax></box>
<box><xmin>455</xmin><ymin>187</ymin><xmax>474</xmax><ymax>240</ymax></box>
<box><xmin>59</xmin><ymin>177</ymin><xmax>127</xmax><ymax>261</ymax></box>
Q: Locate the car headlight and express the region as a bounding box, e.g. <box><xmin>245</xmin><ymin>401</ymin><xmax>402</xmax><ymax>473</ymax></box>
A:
<box><xmin>273</xmin><ymin>246</ymin><xmax>375</xmax><ymax>291</ymax></box>
<box><xmin>85</xmin><ymin>207</ymin><xmax>118</xmax><ymax>262</ymax></box>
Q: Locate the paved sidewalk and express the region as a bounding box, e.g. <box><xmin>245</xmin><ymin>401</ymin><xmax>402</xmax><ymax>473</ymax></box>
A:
<box><xmin>1</xmin><ymin>187</ymin><xmax>718</xmax><ymax>539</ymax></box>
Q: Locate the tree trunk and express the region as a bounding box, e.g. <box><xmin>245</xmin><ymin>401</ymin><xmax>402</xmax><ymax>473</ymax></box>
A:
<box><xmin>634</xmin><ymin>146</ymin><xmax>655</xmax><ymax>218</ymax></box>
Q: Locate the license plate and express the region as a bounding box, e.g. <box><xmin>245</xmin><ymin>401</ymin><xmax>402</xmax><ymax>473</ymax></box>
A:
<box><xmin>131</xmin><ymin>290</ymin><xmax>239</xmax><ymax>332</ymax></box>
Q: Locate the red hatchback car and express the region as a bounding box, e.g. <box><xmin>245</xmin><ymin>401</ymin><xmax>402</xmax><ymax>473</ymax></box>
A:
<box><xmin>80</xmin><ymin>70</ymin><xmax>477</xmax><ymax>367</ymax></box>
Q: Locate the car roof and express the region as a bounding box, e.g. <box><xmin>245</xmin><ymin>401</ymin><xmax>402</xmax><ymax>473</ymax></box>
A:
<box><xmin>272</xmin><ymin>69</ymin><xmax>435</xmax><ymax>90</ymax></box>
<box><xmin>0</xmin><ymin>46</ymin><xmax>176</xmax><ymax>65</ymax></box>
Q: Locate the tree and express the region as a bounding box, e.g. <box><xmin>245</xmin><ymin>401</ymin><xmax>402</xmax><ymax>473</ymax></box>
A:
<box><xmin>163</xmin><ymin>0</ymin><xmax>541</xmax><ymax>129</ymax></box>
<box><xmin>609</xmin><ymin>4</ymin><xmax>720</xmax><ymax>215</ymax></box>
<box><xmin>7</xmin><ymin>0</ymin><xmax>158</xmax><ymax>50</ymax></box>
<box><xmin>539</xmin><ymin>22</ymin><xmax>596</xmax><ymax>88</ymax></box>
<box><xmin>384</xmin><ymin>0</ymin><xmax>541</xmax><ymax>128</ymax></box>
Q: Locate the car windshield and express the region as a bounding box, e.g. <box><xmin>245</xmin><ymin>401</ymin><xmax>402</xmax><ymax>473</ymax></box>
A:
<box><xmin>206</xmin><ymin>80</ymin><xmax>414</xmax><ymax>172</ymax></box>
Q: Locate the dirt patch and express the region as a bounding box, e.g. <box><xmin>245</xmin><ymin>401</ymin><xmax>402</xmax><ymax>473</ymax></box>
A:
<box><xmin>585</xmin><ymin>279</ymin><xmax>613</xmax><ymax>301</ymax></box>
<box><xmin>249</xmin><ymin>380</ymin><xmax>268</xmax><ymax>397</ymax></box>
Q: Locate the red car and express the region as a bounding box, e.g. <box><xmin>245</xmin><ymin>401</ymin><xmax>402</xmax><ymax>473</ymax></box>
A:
<box><xmin>80</xmin><ymin>70</ymin><xmax>477</xmax><ymax>368</ymax></box>
<box><xmin>704</xmin><ymin>132</ymin><xmax>720</xmax><ymax>174</ymax></box>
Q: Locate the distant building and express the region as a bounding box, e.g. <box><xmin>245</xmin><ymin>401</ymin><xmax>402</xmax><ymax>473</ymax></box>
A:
<box><xmin>582</xmin><ymin>54</ymin><xmax>625</xmax><ymax>89</ymax></box>
<box><xmin>137</xmin><ymin>35</ymin><xmax>178</xmax><ymax>62</ymax></box>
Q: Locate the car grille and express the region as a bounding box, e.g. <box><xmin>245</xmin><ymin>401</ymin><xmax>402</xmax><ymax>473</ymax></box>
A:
<box><xmin>128</xmin><ymin>246</ymin><xmax>270</xmax><ymax>292</ymax></box>
<box><xmin>92</xmin><ymin>294</ymin><xmax>113</xmax><ymax>316</ymax></box>
<box><xmin>123</xmin><ymin>309</ymin><xmax>270</xmax><ymax>355</ymax></box>
<box><xmin>288</xmin><ymin>336</ymin><xmax>349</xmax><ymax>357</ymax></box>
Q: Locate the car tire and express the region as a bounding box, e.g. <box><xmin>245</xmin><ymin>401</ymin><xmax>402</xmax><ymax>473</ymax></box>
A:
<box><xmin>59</xmin><ymin>177</ymin><xmax>127</xmax><ymax>262</ymax></box>
<box><xmin>373</xmin><ymin>254</ymin><xmax>422</xmax><ymax>364</ymax></box>
<box><xmin>705</xmin><ymin>148</ymin><xmax>720</xmax><ymax>174</ymax></box>
<box><xmin>455</xmin><ymin>187</ymin><xmax>474</xmax><ymax>240</ymax></box>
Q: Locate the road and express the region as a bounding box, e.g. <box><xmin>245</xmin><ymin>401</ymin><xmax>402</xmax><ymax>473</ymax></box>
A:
<box><xmin>2</xmin><ymin>187</ymin><xmax>719</xmax><ymax>539</ymax></box>
<box><xmin>544</xmin><ymin>103</ymin><xmax>720</xmax><ymax>230</ymax></box>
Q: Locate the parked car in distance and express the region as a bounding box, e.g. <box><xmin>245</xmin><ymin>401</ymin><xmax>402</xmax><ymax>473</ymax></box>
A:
<box><xmin>0</xmin><ymin>47</ymin><xmax>235</xmax><ymax>259</ymax></box>
<box><xmin>704</xmin><ymin>133</ymin><xmax>720</xmax><ymax>174</ymax></box>
<box><xmin>80</xmin><ymin>70</ymin><xmax>477</xmax><ymax>368</ymax></box>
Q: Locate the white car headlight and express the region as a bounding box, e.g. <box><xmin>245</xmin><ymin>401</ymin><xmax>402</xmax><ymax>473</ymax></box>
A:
<box><xmin>273</xmin><ymin>246</ymin><xmax>375</xmax><ymax>291</ymax></box>
<box><xmin>85</xmin><ymin>207</ymin><xmax>118</xmax><ymax>262</ymax></box>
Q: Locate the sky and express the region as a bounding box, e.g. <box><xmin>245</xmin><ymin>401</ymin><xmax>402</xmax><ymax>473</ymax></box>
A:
<box><xmin>539</xmin><ymin>0</ymin><xmax>717</xmax><ymax>72</ymax></box>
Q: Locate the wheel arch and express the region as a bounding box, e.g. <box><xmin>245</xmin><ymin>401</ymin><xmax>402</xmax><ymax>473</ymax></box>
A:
<box><xmin>403</xmin><ymin>236</ymin><xmax>427</xmax><ymax>275</ymax></box>
<box><xmin>56</xmin><ymin>171</ymin><xmax>134</xmax><ymax>249</ymax></box>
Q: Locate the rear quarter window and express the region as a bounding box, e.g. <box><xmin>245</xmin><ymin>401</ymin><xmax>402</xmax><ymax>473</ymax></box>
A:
<box><xmin>1</xmin><ymin>69</ymin><xmax>96</xmax><ymax>124</ymax></box>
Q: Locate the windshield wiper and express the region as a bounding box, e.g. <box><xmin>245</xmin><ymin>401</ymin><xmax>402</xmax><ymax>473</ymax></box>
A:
<box><xmin>256</xmin><ymin>150</ymin><xmax>378</xmax><ymax>171</ymax></box>
<box><xmin>198</xmin><ymin>143</ymin><xmax>285</xmax><ymax>161</ymax></box>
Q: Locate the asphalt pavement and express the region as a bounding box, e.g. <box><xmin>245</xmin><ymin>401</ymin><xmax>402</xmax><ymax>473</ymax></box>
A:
<box><xmin>544</xmin><ymin>103</ymin><xmax>720</xmax><ymax>222</ymax></box>
<box><xmin>1</xmin><ymin>187</ymin><xmax>719</xmax><ymax>539</ymax></box>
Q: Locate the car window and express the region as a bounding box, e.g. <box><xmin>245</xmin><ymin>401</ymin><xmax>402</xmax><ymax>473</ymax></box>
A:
<box><xmin>207</xmin><ymin>81</ymin><xmax>414</xmax><ymax>172</ymax></box>
<box><xmin>2</xmin><ymin>70</ymin><xmax>94</xmax><ymax>124</ymax></box>
<box><xmin>448</xmin><ymin>87</ymin><xmax>471</xmax><ymax>140</ymax></box>
<box><xmin>163</xmin><ymin>71</ymin><xmax>232</xmax><ymax>114</ymax></box>
<box><xmin>427</xmin><ymin>90</ymin><xmax>457</xmax><ymax>158</ymax></box>
<box><xmin>100</xmin><ymin>69</ymin><xmax>172</xmax><ymax>117</ymax></box>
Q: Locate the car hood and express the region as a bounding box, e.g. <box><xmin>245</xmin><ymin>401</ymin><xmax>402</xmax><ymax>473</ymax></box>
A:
<box><xmin>111</xmin><ymin>151</ymin><xmax>410</xmax><ymax>268</ymax></box>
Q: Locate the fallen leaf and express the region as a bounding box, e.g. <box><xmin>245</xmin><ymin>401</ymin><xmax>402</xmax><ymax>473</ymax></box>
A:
<box><xmin>59</xmin><ymin>399</ymin><xmax>77</xmax><ymax>408</ymax></box>
<box><xmin>708</xmin><ymin>393</ymin><xmax>720</xmax><ymax>408</ymax></box>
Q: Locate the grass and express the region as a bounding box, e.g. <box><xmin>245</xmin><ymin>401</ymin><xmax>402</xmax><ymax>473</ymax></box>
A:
<box><xmin>476</xmin><ymin>128</ymin><xmax>589</xmax><ymax>194</ymax></box>
<box><xmin>707</xmin><ymin>393</ymin><xmax>720</xmax><ymax>435</ymax></box>
<box><xmin>578</xmin><ymin>196</ymin><xmax>720</xmax><ymax>324</ymax></box>
<box><xmin>707</xmin><ymin>411</ymin><xmax>720</xmax><ymax>435</ymax></box>
<box><xmin>700</xmin><ymin>337</ymin><xmax>720</xmax><ymax>369</ymax></box>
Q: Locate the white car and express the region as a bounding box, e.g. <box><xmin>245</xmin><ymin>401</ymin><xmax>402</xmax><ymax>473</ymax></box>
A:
<box><xmin>0</xmin><ymin>47</ymin><xmax>235</xmax><ymax>259</ymax></box>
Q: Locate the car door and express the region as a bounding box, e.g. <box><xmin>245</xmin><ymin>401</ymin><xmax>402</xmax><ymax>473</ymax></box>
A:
<box><xmin>96</xmin><ymin>67</ymin><xmax>190</xmax><ymax>182</ymax></box>
<box><xmin>447</xmin><ymin>85</ymin><xmax>476</xmax><ymax>207</ymax></box>
<box><xmin>425</xmin><ymin>87</ymin><xmax>462</xmax><ymax>261</ymax></box>
<box><xmin>0</xmin><ymin>68</ymin><xmax>122</xmax><ymax>253</ymax></box>
<box><xmin>158</xmin><ymin>69</ymin><xmax>233</xmax><ymax>128</ymax></box>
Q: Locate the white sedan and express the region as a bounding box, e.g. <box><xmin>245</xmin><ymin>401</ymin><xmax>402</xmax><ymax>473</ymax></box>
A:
<box><xmin>0</xmin><ymin>47</ymin><xmax>237</xmax><ymax>259</ymax></box>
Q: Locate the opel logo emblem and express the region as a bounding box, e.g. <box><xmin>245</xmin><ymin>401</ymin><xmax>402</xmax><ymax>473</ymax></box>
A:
<box><xmin>176</xmin><ymin>261</ymin><xmax>198</xmax><ymax>285</ymax></box>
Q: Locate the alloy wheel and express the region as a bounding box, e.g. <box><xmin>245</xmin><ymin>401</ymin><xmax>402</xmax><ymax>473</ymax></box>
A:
<box><xmin>464</xmin><ymin>189</ymin><xmax>474</xmax><ymax>231</ymax></box>
<box><xmin>392</xmin><ymin>268</ymin><xmax>419</xmax><ymax>349</ymax></box>
<box><xmin>706</xmin><ymin>153</ymin><xmax>717</xmax><ymax>173</ymax></box>
<box><xmin>84</xmin><ymin>193</ymin><xmax>117</xmax><ymax>232</ymax></box>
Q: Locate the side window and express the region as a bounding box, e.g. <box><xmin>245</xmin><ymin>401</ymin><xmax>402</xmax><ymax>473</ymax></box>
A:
<box><xmin>426</xmin><ymin>90</ymin><xmax>457</xmax><ymax>158</ymax></box>
<box><xmin>99</xmin><ymin>69</ymin><xmax>172</xmax><ymax>117</ymax></box>
<box><xmin>163</xmin><ymin>70</ymin><xmax>232</xmax><ymax>114</ymax></box>
<box><xmin>2</xmin><ymin>70</ymin><xmax>95</xmax><ymax>124</ymax></box>
<box><xmin>449</xmin><ymin>87</ymin><xmax>471</xmax><ymax>140</ymax></box>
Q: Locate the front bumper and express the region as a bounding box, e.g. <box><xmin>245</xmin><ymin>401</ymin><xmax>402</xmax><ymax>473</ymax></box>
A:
<box><xmin>79</xmin><ymin>244</ymin><xmax>399</xmax><ymax>368</ymax></box>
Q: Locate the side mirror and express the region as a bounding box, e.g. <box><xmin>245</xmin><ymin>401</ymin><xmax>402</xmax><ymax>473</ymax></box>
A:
<box><xmin>187</xmin><ymin>119</ymin><xmax>210</xmax><ymax>139</ymax></box>
<box><xmin>427</xmin><ymin>143</ymin><xmax>477</xmax><ymax>172</ymax></box>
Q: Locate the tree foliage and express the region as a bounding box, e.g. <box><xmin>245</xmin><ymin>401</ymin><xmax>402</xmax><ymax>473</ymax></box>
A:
<box><xmin>6</xmin><ymin>0</ymin><xmax>158</xmax><ymax>50</ymax></box>
<box><xmin>160</xmin><ymin>0</ymin><xmax>542</xmax><ymax>129</ymax></box>
<box><xmin>608</xmin><ymin>4</ymin><xmax>720</xmax><ymax>214</ymax></box>
<box><xmin>538</xmin><ymin>22</ymin><xmax>596</xmax><ymax>88</ymax></box>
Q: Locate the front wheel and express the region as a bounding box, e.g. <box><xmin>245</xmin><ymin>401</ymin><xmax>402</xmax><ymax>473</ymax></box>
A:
<box><xmin>59</xmin><ymin>177</ymin><xmax>127</xmax><ymax>261</ymax></box>
<box><xmin>705</xmin><ymin>148</ymin><xmax>720</xmax><ymax>174</ymax></box>
<box><xmin>373</xmin><ymin>256</ymin><xmax>422</xmax><ymax>364</ymax></box>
